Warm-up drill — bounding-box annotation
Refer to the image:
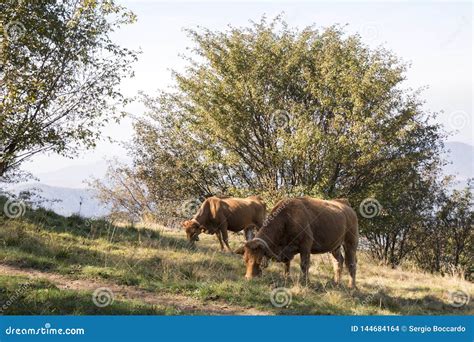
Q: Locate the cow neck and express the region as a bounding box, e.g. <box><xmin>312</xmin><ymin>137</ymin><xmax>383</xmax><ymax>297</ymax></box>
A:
<box><xmin>255</xmin><ymin>214</ymin><xmax>285</xmax><ymax>258</ymax></box>
<box><xmin>192</xmin><ymin>200</ymin><xmax>209</xmax><ymax>225</ymax></box>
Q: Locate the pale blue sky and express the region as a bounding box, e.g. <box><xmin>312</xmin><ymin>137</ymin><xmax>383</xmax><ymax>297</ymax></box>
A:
<box><xmin>24</xmin><ymin>0</ymin><xmax>472</xmax><ymax>178</ymax></box>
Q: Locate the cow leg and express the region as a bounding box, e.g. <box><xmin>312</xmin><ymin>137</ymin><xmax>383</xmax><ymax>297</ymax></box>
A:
<box><xmin>215</xmin><ymin>231</ymin><xmax>225</xmax><ymax>251</ymax></box>
<box><xmin>220</xmin><ymin>226</ymin><xmax>232</xmax><ymax>252</ymax></box>
<box><xmin>343</xmin><ymin>245</ymin><xmax>357</xmax><ymax>289</ymax></box>
<box><xmin>331</xmin><ymin>246</ymin><xmax>344</xmax><ymax>285</ymax></box>
<box><xmin>284</xmin><ymin>261</ymin><xmax>291</xmax><ymax>277</ymax></box>
<box><xmin>300</xmin><ymin>252</ymin><xmax>310</xmax><ymax>285</ymax></box>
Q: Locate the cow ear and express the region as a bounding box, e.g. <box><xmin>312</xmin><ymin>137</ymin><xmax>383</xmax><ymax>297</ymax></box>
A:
<box><xmin>234</xmin><ymin>246</ymin><xmax>245</xmax><ymax>255</ymax></box>
<box><xmin>182</xmin><ymin>220</ymin><xmax>189</xmax><ymax>228</ymax></box>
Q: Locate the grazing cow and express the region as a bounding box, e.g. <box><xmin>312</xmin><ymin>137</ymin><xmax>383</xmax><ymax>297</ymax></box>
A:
<box><xmin>236</xmin><ymin>197</ymin><xmax>359</xmax><ymax>288</ymax></box>
<box><xmin>182</xmin><ymin>196</ymin><xmax>266</xmax><ymax>251</ymax></box>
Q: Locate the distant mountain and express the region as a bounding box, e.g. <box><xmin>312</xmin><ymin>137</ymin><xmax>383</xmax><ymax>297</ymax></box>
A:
<box><xmin>33</xmin><ymin>160</ymin><xmax>109</xmax><ymax>189</ymax></box>
<box><xmin>6</xmin><ymin>183</ymin><xmax>110</xmax><ymax>218</ymax></box>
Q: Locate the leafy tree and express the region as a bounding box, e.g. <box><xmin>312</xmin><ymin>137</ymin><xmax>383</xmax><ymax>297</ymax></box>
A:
<box><xmin>414</xmin><ymin>180</ymin><xmax>473</xmax><ymax>276</ymax></box>
<box><xmin>0</xmin><ymin>0</ymin><xmax>138</xmax><ymax>181</ymax></box>
<box><xmin>90</xmin><ymin>160</ymin><xmax>155</xmax><ymax>224</ymax></box>
<box><xmin>133</xmin><ymin>17</ymin><xmax>443</xmax><ymax>203</ymax></box>
<box><xmin>361</xmin><ymin>164</ymin><xmax>442</xmax><ymax>266</ymax></box>
<box><xmin>90</xmin><ymin>159</ymin><xmax>189</xmax><ymax>227</ymax></box>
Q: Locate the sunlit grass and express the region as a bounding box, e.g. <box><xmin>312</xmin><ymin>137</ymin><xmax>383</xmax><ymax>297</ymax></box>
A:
<box><xmin>0</xmin><ymin>201</ymin><xmax>472</xmax><ymax>315</ymax></box>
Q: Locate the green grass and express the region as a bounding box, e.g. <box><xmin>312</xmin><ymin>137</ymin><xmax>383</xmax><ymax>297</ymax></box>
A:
<box><xmin>0</xmin><ymin>275</ymin><xmax>176</xmax><ymax>315</ymax></box>
<box><xmin>0</xmin><ymin>196</ymin><xmax>472</xmax><ymax>315</ymax></box>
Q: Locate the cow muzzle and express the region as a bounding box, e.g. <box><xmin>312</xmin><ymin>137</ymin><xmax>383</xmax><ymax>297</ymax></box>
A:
<box><xmin>245</xmin><ymin>266</ymin><xmax>262</xmax><ymax>280</ymax></box>
<box><xmin>188</xmin><ymin>233</ymin><xmax>199</xmax><ymax>243</ymax></box>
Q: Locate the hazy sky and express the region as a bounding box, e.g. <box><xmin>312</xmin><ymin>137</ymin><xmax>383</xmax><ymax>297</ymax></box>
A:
<box><xmin>22</xmin><ymin>0</ymin><xmax>473</xmax><ymax>177</ymax></box>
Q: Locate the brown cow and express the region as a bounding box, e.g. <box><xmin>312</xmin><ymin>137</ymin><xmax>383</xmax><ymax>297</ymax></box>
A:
<box><xmin>236</xmin><ymin>197</ymin><xmax>359</xmax><ymax>288</ymax></box>
<box><xmin>182</xmin><ymin>196</ymin><xmax>266</xmax><ymax>251</ymax></box>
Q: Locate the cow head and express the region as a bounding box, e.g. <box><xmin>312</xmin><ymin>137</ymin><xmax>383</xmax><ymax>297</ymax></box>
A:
<box><xmin>182</xmin><ymin>219</ymin><xmax>206</xmax><ymax>246</ymax></box>
<box><xmin>236</xmin><ymin>239</ymin><xmax>267</xmax><ymax>279</ymax></box>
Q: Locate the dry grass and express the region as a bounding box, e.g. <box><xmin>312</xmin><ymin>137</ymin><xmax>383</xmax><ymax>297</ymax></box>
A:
<box><xmin>0</xmin><ymin>203</ymin><xmax>472</xmax><ymax>315</ymax></box>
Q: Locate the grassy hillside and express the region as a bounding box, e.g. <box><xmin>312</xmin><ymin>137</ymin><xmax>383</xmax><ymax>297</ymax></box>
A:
<box><xmin>0</xmin><ymin>199</ymin><xmax>472</xmax><ymax>315</ymax></box>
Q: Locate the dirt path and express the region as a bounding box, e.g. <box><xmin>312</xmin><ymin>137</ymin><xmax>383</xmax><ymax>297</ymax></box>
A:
<box><xmin>0</xmin><ymin>263</ymin><xmax>271</xmax><ymax>315</ymax></box>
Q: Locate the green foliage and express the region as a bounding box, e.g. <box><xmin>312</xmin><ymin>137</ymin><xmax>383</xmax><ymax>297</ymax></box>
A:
<box><xmin>0</xmin><ymin>0</ymin><xmax>138</xmax><ymax>180</ymax></box>
<box><xmin>413</xmin><ymin>181</ymin><xmax>473</xmax><ymax>275</ymax></box>
<box><xmin>135</xmin><ymin>17</ymin><xmax>443</xmax><ymax>201</ymax></box>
